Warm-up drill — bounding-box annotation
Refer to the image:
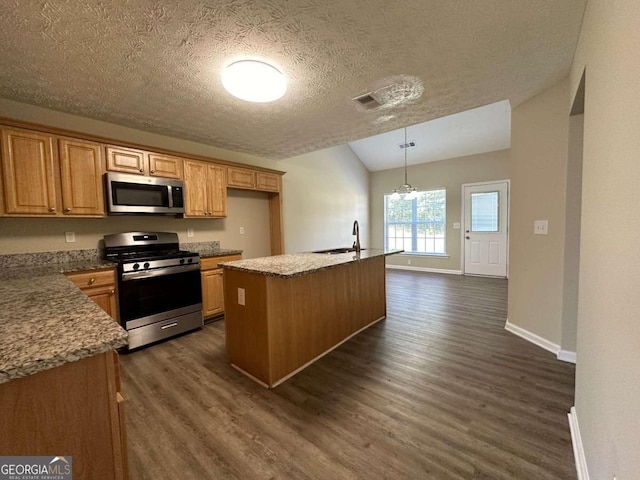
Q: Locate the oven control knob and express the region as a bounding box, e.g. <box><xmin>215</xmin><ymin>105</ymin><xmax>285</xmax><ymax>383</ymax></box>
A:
<box><xmin>144</xmin><ymin>262</ymin><xmax>150</xmax><ymax>269</ymax></box>
<box><xmin>133</xmin><ymin>263</ymin><xmax>140</xmax><ymax>270</ymax></box>
<box><xmin>187</xmin><ymin>258</ymin><xmax>193</xmax><ymax>264</ymax></box>
<box><xmin>180</xmin><ymin>258</ymin><xmax>185</xmax><ymax>264</ymax></box>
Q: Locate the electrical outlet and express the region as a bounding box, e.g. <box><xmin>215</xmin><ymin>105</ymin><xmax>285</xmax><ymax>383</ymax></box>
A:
<box><xmin>238</xmin><ymin>288</ymin><xmax>245</xmax><ymax>306</ymax></box>
<box><xmin>239</xmin><ymin>226</ymin><xmax>245</xmax><ymax>235</ymax></box>
<box><xmin>64</xmin><ymin>232</ymin><xmax>76</xmax><ymax>243</ymax></box>
<box><xmin>534</xmin><ymin>220</ymin><xmax>549</xmax><ymax>235</ymax></box>
<box><xmin>187</xmin><ymin>228</ymin><xmax>194</xmax><ymax>238</ymax></box>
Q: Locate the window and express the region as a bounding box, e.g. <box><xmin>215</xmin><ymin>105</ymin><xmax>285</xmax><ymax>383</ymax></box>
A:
<box><xmin>384</xmin><ymin>189</ymin><xmax>446</xmax><ymax>254</ymax></box>
<box><xmin>471</xmin><ymin>191</ymin><xmax>499</xmax><ymax>232</ymax></box>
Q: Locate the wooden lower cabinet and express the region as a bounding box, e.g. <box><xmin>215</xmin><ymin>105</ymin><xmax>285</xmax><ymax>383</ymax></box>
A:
<box><xmin>66</xmin><ymin>268</ymin><xmax>118</xmax><ymax>321</ymax></box>
<box><xmin>200</xmin><ymin>254</ymin><xmax>241</xmax><ymax>320</ymax></box>
<box><xmin>0</xmin><ymin>351</ymin><xmax>129</xmax><ymax>479</ymax></box>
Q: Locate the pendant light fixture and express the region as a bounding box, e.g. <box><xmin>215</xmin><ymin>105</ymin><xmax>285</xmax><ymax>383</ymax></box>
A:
<box><xmin>391</xmin><ymin>127</ymin><xmax>419</xmax><ymax>199</ymax></box>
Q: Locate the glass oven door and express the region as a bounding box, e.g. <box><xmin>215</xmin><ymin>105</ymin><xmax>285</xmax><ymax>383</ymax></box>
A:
<box><xmin>118</xmin><ymin>268</ymin><xmax>202</xmax><ymax>326</ymax></box>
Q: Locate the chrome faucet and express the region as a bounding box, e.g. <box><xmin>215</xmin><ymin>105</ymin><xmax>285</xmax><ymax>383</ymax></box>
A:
<box><xmin>352</xmin><ymin>220</ymin><xmax>361</xmax><ymax>253</ymax></box>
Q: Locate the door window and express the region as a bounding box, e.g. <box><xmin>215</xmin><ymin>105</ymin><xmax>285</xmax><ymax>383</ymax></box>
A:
<box><xmin>471</xmin><ymin>191</ymin><xmax>499</xmax><ymax>232</ymax></box>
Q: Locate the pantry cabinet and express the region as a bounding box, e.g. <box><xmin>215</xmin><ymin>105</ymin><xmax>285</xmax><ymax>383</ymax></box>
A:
<box><xmin>106</xmin><ymin>146</ymin><xmax>184</xmax><ymax>179</ymax></box>
<box><xmin>200</xmin><ymin>254</ymin><xmax>242</xmax><ymax>319</ymax></box>
<box><xmin>0</xmin><ymin>128</ymin><xmax>105</xmax><ymax>217</ymax></box>
<box><xmin>184</xmin><ymin>160</ymin><xmax>227</xmax><ymax>217</ymax></box>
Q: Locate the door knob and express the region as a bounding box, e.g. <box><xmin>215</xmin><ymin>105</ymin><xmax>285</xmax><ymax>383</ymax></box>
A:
<box><xmin>465</xmin><ymin>236</ymin><xmax>470</xmax><ymax>240</ymax></box>
<box><xmin>48</xmin><ymin>207</ymin><xmax>56</xmax><ymax>212</ymax></box>
<box><xmin>139</xmin><ymin>168</ymin><xmax>144</xmax><ymax>172</ymax></box>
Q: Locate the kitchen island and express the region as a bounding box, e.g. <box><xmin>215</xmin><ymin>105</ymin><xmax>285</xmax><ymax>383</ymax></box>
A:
<box><xmin>220</xmin><ymin>249</ymin><xmax>401</xmax><ymax>388</ymax></box>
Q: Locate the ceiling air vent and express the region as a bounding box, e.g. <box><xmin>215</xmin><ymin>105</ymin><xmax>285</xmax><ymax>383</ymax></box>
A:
<box><xmin>399</xmin><ymin>141</ymin><xmax>416</xmax><ymax>149</ymax></box>
<box><xmin>352</xmin><ymin>92</ymin><xmax>382</xmax><ymax>110</ymax></box>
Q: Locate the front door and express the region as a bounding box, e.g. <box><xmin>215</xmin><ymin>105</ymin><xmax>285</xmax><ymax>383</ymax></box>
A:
<box><xmin>463</xmin><ymin>181</ymin><xmax>509</xmax><ymax>277</ymax></box>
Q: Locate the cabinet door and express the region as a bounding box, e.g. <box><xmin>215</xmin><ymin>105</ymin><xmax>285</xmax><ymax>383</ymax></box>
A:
<box><xmin>183</xmin><ymin>160</ymin><xmax>209</xmax><ymax>217</ymax></box>
<box><xmin>202</xmin><ymin>269</ymin><xmax>224</xmax><ymax>317</ymax></box>
<box><xmin>148</xmin><ymin>153</ymin><xmax>184</xmax><ymax>179</ymax></box>
<box><xmin>59</xmin><ymin>138</ymin><xmax>105</xmax><ymax>216</ymax></box>
<box><xmin>207</xmin><ymin>164</ymin><xmax>227</xmax><ymax>217</ymax></box>
<box><xmin>256</xmin><ymin>172</ymin><xmax>280</xmax><ymax>192</ymax></box>
<box><xmin>106</xmin><ymin>145</ymin><xmax>147</xmax><ymax>175</ymax></box>
<box><xmin>227</xmin><ymin>167</ymin><xmax>256</xmax><ymax>189</ymax></box>
<box><xmin>1</xmin><ymin>128</ymin><xmax>58</xmax><ymax>215</ymax></box>
<box><xmin>88</xmin><ymin>287</ymin><xmax>118</xmax><ymax>321</ymax></box>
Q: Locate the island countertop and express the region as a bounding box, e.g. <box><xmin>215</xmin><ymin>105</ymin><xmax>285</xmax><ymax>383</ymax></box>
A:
<box><xmin>219</xmin><ymin>248</ymin><xmax>402</xmax><ymax>278</ymax></box>
<box><xmin>0</xmin><ymin>261</ymin><xmax>128</xmax><ymax>385</ymax></box>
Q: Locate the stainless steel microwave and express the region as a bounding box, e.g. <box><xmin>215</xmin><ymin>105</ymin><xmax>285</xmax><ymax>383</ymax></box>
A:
<box><xmin>106</xmin><ymin>172</ymin><xmax>185</xmax><ymax>215</ymax></box>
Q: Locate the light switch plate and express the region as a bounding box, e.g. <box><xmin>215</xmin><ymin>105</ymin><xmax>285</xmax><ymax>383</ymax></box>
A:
<box><xmin>239</xmin><ymin>226</ymin><xmax>245</xmax><ymax>235</ymax></box>
<box><xmin>534</xmin><ymin>220</ymin><xmax>549</xmax><ymax>235</ymax></box>
<box><xmin>65</xmin><ymin>231</ymin><xmax>76</xmax><ymax>243</ymax></box>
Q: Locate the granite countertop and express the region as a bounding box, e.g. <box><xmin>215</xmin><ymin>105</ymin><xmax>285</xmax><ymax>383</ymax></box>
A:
<box><xmin>219</xmin><ymin>249</ymin><xmax>403</xmax><ymax>278</ymax></box>
<box><xmin>0</xmin><ymin>258</ymin><xmax>128</xmax><ymax>385</ymax></box>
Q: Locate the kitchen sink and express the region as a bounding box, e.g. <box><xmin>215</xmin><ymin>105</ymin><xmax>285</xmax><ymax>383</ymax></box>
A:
<box><xmin>312</xmin><ymin>247</ymin><xmax>365</xmax><ymax>254</ymax></box>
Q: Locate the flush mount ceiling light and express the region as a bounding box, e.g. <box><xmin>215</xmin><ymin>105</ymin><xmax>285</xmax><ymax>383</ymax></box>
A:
<box><xmin>221</xmin><ymin>60</ymin><xmax>287</xmax><ymax>103</ymax></box>
<box><xmin>391</xmin><ymin>127</ymin><xmax>419</xmax><ymax>199</ymax></box>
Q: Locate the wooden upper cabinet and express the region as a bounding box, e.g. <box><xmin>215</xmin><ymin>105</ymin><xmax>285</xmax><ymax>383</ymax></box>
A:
<box><xmin>106</xmin><ymin>145</ymin><xmax>184</xmax><ymax>179</ymax></box>
<box><xmin>207</xmin><ymin>164</ymin><xmax>227</xmax><ymax>217</ymax></box>
<box><xmin>59</xmin><ymin>138</ymin><xmax>105</xmax><ymax>216</ymax></box>
<box><xmin>148</xmin><ymin>153</ymin><xmax>184</xmax><ymax>179</ymax></box>
<box><xmin>256</xmin><ymin>172</ymin><xmax>280</xmax><ymax>192</ymax></box>
<box><xmin>183</xmin><ymin>160</ymin><xmax>227</xmax><ymax>218</ymax></box>
<box><xmin>184</xmin><ymin>160</ymin><xmax>208</xmax><ymax>216</ymax></box>
<box><xmin>227</xmin><ymin>166</ymin><xmax>281</xmax><ymax>193</ymax></box>
<box><xmin>106</xmin><ymin>145</ymin><xmax>146</xmax><ymax>175</ymax></box>
<box><xmin>227</xmin><ymin>167</ymin><xmax>256</xmax><ymax>189</ymax></box>
<box><xmin>1</xmin><ymin>128</ymin><xmax>58</xmax><ymax>215</ymax></box>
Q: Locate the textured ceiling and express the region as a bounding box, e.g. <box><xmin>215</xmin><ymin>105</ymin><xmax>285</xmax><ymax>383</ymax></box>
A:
<box><xmin>0</xmin><ymin>0</ymin><xmax>586</xmax><ymax>160</ymax></box>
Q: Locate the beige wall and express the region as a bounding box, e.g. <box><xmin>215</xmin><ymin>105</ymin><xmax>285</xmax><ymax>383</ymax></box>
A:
<box><xmin>508</xmin><ymin>79</ymin><xmax>569</xmax><ymax>346</ymax></box>
<box><xmin>0</xmin><ymin>99</ymin><xmax>369</xmax><ymax>258</ymax></box>
<box><xmin>560</xmin><ymin>113</ymin><xmax>584</xmax><ymax>354</ymax></box>
<box><xmin>276</xmin><ymin>145</ymin><xmax>369</xmax><ymax>254</ymax></box>
<box><xmin>370</xmin><ymin>150</ymin><xmax>510</xmax><ymax>272</ymax></box>
<box><xmin>569</xmin><ymin>0</ymin><xmax>640</xmax><ymax>478</ymax></box>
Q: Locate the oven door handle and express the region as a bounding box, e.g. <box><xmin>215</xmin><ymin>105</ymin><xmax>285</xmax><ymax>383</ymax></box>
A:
<box><xmin>121</xmin><ymin>263</ymin><xmax>201</xmax><ymax>281</ymax></box>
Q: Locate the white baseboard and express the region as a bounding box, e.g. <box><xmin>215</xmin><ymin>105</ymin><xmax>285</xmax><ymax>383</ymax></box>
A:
<box><xmin>568</xmin><ymin>406</ymin><xmax>590</xmax><ymax>480</ymax></box>
<box><xmin>504</xmin><ymin>319</ymin><xmax>560</xmax><ymax>355</ymax></box>
<box><xmin>557</xmin><ymin>349</ymin><xmax>577</xmax><ymax>364</ymax></box>
<box><xmin>385</xmin><ymin>264</ymin><xmax>462</xmax><ymax>275</ymax></box>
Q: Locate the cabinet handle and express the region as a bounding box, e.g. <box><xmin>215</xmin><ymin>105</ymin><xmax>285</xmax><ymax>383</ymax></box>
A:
<box><xmin>139</xmin><ymin>168</ymin><xmax>144</xmax><ymax>173</ymax></box>
<box><xmin>150</xmin><ymin>169</ymin><xmax>155</xmax><ymax>174</ymax></box>
<box><xmin>64</xmin><ymin>207</ymin><xmax>72</xmax><ymax>212</ymax></box>
<box><xmin>48</xmin><ymin>207</ymin><xmax>56</xmax><ymax>212</ymax></box>
<box><xmin>110</xmin><ymin>289</ymin><xmax>115</xmax><ymax>294</ymax></box>
<box><xmin>88</xmin><ymin>278</ymin><xmax>96</xmax><ymax>285</ymax></box>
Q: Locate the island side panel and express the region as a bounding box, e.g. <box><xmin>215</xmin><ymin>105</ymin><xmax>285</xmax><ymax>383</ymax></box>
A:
<box><xmin>223</xmin><ymin>269</ymin><xmax>271</xmax><ymax>385</ymax></box>
<box><xmin>266</xmin><ymin>256</ymin><xmax>387</xmax><ymax>385</ymax></box>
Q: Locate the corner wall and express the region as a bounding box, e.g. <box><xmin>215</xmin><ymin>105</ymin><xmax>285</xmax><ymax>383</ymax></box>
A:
<box><xmin>569</xmin><ymin>0</ymin><xmax>640</xmax><ymax>478</ymax></box>
<box><xmin>370</xmin><ymin>150</ymin><xmax>509</xmax><ymax>272</ymax></box>
<box><xmin>277</xmin><ymin>145</ymin><xmax>369</xmax><ymax>254</ymax></box>
<box><xmin>508</xmin><ymin>79</ymin><xmax>569</xmax><ymax>347</ymax></box>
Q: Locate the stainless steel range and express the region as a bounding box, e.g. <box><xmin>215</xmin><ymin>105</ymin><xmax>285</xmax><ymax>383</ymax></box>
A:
<box><xmin>104</xmin><ymin>232</ymin><xmax>203</xmax><ymax>350</ymax></box>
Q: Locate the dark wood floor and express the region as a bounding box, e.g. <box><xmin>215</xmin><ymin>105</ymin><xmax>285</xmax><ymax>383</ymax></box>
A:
<box><xmin>120</xmin><ymin>271</ymin><xmax>576</xmax><ymax>480</ymax></box>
